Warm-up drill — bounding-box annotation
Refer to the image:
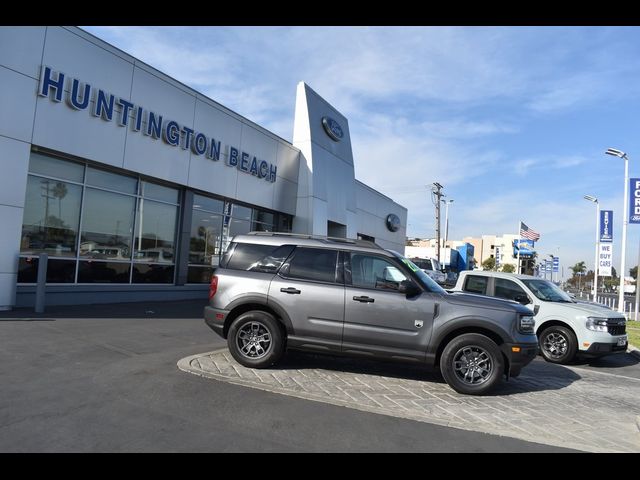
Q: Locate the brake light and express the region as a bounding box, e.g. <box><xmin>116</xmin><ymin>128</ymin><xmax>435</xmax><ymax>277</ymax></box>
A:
<box><xmin>209</xmin><ymin>275</ymin><xmax>218</xmax><ymax>299</ymax></box>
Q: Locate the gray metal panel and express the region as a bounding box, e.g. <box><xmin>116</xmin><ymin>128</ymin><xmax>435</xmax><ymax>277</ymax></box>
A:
<box><xmin>122</xmin><ymin>65</ymin><xmax>195</xmax><ymax>184</ymax></box>
<box><xmin>0</xmin><ymin>66</ymin><xmax>38</xmax><ymax>143</ymax></box>
<box><xmin>0</xmin><ymin>204</ymin><xmax>23</xmax><ymax>274</ymax></box>
<box><xmin>275</xmin><ymin>142</ymin><xmax>300</xmax><ymax>184</ymax></box>
<box><xmin>0</xmin><ymin>136</ymin><xmax>30</xmax><ymax>208</ymax></box>
<box><xmin>0</xmin><ymin>26</ymin><xmax>46</xmax><ymax>78</ymax></box>
<box><xmin>32</xmin><ymin>94</ymin><xmax>128</xmax><ymax>169</ymax></box>
<box><xmin>0</xmin><ymin>273</ymin><xmax>17</xmax><ymax>310</ymax></box>
<box><xmin>41</xmin><ymin>27</ymin><xmax>134</xmax><ymax>99</ymax></box>
<box><xmin>272</xmin><ymin>177</ymin><xmax>298</xmax><ymax>216</ymax></box>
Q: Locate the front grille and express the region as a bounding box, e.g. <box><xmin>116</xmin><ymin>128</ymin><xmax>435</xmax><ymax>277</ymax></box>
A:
<box><xmin>607</xmin><ymin>319</ymin><xmax>626</xmax><ymax>336</ymax></box>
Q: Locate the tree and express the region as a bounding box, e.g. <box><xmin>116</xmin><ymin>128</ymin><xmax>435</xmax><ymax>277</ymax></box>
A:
<box><xmin>631</xmin><ymin>265</ymin><xmax>638</xmax><ymax>280</ymax></box>
<box><xmin>501</xmin><ymin>264</ymin><xmax>515</xmax><ymax>273</ymax></box>
<box><xmin>570</xmin><ymin>261</ymin><xmax>587</xmax><ymax>276</ymax></box>
<box><xmin>482</xmin><ymin>257</ymin><xmax>496</xmax><ymax>271</ymax></box>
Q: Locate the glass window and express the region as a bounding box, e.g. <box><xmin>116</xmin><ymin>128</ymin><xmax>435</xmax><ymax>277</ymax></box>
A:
<box><xmin>80</xmin><ymin>188</ymin><xmax>135</xmax><ymax>260</ymax></box>
<box><xmin>247</xmin><ymin>245</ymin><xmax>294</xmax><ymax>273</ymax></box>
<box><xmin>133</xmin><ymin>199</ymin><xmax>178</xmax><ymax>264</ymax></box>
<box><xmin>193</xmin><ymin>194</ymin><xmax>223</xmax><ymax>213</ymax></box>
<box><xmin>140</xmin><ymin>181</ymin><xmax>179</xmax><ymax>204</ymax></box>
<box><xmin>78</xmin><ymin>260</ymin><xmax>131</xmax><ymax>283</ymax></box>
<box><xmin>132</xmin><ymin>264</ymin><xmax>174</xmax><ymax>283</ymax></box>
<box><xmin>29</xmin><ymin>152</ymin><xmax>84</xmax><ymax>182</ymax></box>
<box><xmin>253</xmin><ymin>209</ymin><xmax>274</xmax><ymax>228</ymax></box>
<box><xmin>494</xmin><ymin>278</ymin><xmax>528</xmax><ymax>302</ymax></box>
<box><xmin>86</xmin><ymin>167</ymin><xmax>137</xmax><ymax>194</ymax></box>
<box><xmin>286</xmin><ymin>248</ymin><xmax>338</xmax><ymax>283</ymax></box>
<box><xmin>225</xmin><ymin>243</ymin><xmax>281</xmax><ymax>271</ymax></box>
<box><xmin>231</xmin><ymin>204</ymin><xmax>252</xmax><ymax>221</ymax></box>
<box><xmin>189</xmin><ymin>210</ymin><xmax>223</xmax><ymax>266</ymax></box>
<box><xmin>17</xmin><ymin>257</ymin><xmax>76</xmax><ymax>283</ymax></box>
<box><xmin>464</xmin><ymin>275</ymin><xmax>488</xmax><ymax>295</ymax></box>
<box><xmin>277</xmin><ymin>214</ymin><xmax>292</xmax><ymax>232</ymax></box>
<box><xmin>187</xmin><ymin>266</ymin><xmax>214</xmax><ymax>284</ymax></box>
<box><xmin>350</xmin><ymin>253</ymin><xmax>409</xmax><ymax>291</ymax></box>
<box><xmin>20</xmin><ymin>176</ymin><xmax>82</xmax><ymax>257</ymax></box>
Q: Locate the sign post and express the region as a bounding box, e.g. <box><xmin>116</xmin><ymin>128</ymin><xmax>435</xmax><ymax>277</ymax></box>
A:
<box><xmin>629</xmin><ymin>179</ymin><xmax>640</xmax><ymax>320</ymax></box>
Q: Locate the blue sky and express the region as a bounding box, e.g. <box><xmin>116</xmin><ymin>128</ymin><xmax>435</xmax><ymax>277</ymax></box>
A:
<box><xmin>83</xmin><ymin>26</ymin><xmax>640</xmax><ymax>279</ymax></box>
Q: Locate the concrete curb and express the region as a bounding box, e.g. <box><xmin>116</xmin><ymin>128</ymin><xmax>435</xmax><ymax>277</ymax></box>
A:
<box><xmin>628</xmin><ymin>345</ymin><xmax>640</xmax><ymax>361</ymax></box>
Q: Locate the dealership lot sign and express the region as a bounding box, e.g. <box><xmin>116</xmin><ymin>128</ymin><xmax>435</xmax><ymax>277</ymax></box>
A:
<box><xmin>598</xmin><ymin>243</ymin><xmax>613</xmax><ymax>277</ymax></box>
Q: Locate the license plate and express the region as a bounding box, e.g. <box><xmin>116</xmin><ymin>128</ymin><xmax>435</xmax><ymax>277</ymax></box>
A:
<box><xmin>617</xmin><ymin>336</ymin><xmax>628</xmax><ymax>346</ymax></box>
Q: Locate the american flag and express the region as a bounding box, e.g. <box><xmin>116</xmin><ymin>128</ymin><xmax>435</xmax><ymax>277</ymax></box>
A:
<box><xmin>520</xmin><ymin>222</ymin><xmax>540</xmax><ymax>241</ymax></box>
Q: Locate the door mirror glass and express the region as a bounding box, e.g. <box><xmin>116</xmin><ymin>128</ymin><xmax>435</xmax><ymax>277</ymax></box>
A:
<box><xmin>399</xmin><ymin>280</ymin><xmax>421</xmax><ymax>297</ymax></box>
<box><xmin>514</xmin><ymin>294</ymin><xmax>531</xmax><ymax>305</ymax></box>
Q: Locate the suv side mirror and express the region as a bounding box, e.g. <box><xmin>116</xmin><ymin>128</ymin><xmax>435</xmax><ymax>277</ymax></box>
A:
<box><xmin>399</xmin><ymin>280</ymin><xmax>421</xmax><ymax>297</ymax></box>
<box><xmin>513</xmin><ymin>294</ymin><xmax>531</xmax><ymax>305</ymax></box>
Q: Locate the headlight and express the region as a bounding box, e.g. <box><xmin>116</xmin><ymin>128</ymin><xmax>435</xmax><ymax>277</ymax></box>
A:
<box><xmin>518</xmin><ymin>315</ymin><xmax>535</xmax><ymax>334</ymax></box>
<box><xmin>586</xmin><ymin>317</ymin><xmax>608</xmax><ymax>332</ymax></box>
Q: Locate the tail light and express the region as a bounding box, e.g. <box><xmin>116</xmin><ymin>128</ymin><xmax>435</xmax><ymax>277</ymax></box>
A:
<box><xmin>209</xmin><ymin>275</ymin><xmax>218</xmax><ymax>300</ymax></box>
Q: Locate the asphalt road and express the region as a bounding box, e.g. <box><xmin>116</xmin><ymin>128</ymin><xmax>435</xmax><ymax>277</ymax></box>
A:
<box><xmin>0</xmin><ymin>300</ymin><xmax>576</xmax><ymax>453</ymax></box>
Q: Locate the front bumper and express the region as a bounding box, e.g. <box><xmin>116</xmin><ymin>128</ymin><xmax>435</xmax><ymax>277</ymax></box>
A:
<box><xmin>583</xmin><ymin>340</ymin><xmax>628</xmax><ymax>356</ymax></box>
<box><xmin>204</xmin><ymin>306</ymin><xmax>229</xmax><ymax>338</ymax></box>
<box><xmin>502</xmin><ymin>342</ymin><xmax>538</xmax><ymax>378</ymax></box>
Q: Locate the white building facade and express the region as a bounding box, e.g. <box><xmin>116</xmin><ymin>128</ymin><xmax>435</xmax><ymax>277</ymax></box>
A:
<box><xmin>0</xmin><ymin>26</ymin><xmax>406</xmax><ymax>309</ymax></box>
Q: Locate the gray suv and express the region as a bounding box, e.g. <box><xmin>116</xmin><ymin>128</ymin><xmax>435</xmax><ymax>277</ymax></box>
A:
<box><xmin>204</xmin><ymin>233</ymin><xmax>538</xmax><ymax>395</ymax></box>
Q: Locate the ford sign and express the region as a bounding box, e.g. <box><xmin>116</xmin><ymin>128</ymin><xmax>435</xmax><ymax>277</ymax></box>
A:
<box><xmin>386</xmin><ymin>214</ymin><xmax>401</xmax><ymax>232</ymax></box>
<box><xmin>322</xmin><ymin>116</ymin><xmax>344</xmax><ymax>142</ymax></box>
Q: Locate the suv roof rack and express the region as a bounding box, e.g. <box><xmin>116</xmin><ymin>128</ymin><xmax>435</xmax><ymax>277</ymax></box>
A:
<box><xmin>247</xmin><ymin>231</ymin><xmax>383</xmax><ymax>250</ymax></box>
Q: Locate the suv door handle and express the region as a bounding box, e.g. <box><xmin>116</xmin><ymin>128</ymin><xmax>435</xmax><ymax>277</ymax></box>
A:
<box><xmin>353</xmin><ymin>296</ymin><xmax>374</xmax><ymax>303</ymax></box>
<box><xmin>280</xmin><ymin>287</ymin><xmax>301</xmax><ymax>294</ymax></box>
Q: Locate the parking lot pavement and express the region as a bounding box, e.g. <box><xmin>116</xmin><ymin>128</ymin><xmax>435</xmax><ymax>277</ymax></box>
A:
<box><xmin>179</xmin><ymin>349</ymin><xmax>640</xmax><ymax>453</ymax></box>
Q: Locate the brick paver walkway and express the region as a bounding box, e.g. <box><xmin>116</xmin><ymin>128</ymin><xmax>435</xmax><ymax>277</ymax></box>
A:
<box><xmin>178</xmin><ymin>349</ymin><xmax>640</xmax><ymax>452</ymax></box>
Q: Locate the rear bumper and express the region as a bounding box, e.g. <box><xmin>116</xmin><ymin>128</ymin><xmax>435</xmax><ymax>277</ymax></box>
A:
<box><xmin>204</xmin><ymin>306</ymin><xmax>228</xmax><ymax>338</ymax></box>
<box><xmin>502</xmin><ymin>342</ymin><xmax>538</xmax><ymax>378</ymax></box>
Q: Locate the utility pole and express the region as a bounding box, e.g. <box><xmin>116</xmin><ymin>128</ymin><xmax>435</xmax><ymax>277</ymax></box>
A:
<box><xmin>431</xmin><ymin>182</ymin><xmax>444</xmax><ymax>263</ymax></box>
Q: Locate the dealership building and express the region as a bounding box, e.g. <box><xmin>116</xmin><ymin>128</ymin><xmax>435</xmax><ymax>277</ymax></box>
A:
<box><xmin>0</xmin><ymin>26</ymin><xmax>407</xmax><ymax>310</ymax></box>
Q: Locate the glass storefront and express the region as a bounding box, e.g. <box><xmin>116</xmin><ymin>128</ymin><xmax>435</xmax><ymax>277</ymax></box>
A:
<box><xmin>19</xmin><ymin>152</ymin><xmax>180</xmax><ymax>284</ymax></box>
<box><xmin>18</xmin><ymin>151</ymin><xmax>293</xmax><ymax>285</ymax></box>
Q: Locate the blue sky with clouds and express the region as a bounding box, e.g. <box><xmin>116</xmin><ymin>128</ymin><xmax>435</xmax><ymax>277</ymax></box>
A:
<box><xmin>83</xmin><ymin>26</ymin><xmax>640</xmax><ymax>279</ymax></box>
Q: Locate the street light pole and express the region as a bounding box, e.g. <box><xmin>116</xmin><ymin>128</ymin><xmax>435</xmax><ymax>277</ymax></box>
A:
<box><xmin>584</xmin><ymin>195</ymin><xmax>599</xmax><ymax>302</ymax></box>
<box><xmin>605</xmin><ymin>148</ymin><xmax>629</xmax><ymax>314</ymax></box>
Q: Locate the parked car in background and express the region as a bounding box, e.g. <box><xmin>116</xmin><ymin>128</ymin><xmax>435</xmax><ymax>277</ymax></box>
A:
<box><xmin>409</xmin><ymin>257</ymin><xmax>446</xmax><ymax>285</ymax></box>
<box><xmin>204</xmin><ymin>232</ymin><xmax>538</xmax><ymax>395</ymax></box>
<box><xmin>452</xmin><ymin>271</ymin><xmax>628</xmax><ymax>364</ymax></box>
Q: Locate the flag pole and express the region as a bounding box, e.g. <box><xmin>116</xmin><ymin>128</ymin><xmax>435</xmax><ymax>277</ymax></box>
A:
<box><xmin>517</xmin><ymin>220</ymin><xmax>521</xmax><ymax>274</ymax></box>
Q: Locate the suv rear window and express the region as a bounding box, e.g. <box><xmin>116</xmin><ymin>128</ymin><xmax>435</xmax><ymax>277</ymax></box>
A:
<box><xmin>221</xmin><ymin>242</ymin><xmax>294</xmax><ymax>273</ymax></box>
<box><xmin>282</xmin><ymin>247</ymin><xmax>339</xmax><ymax>283</ymax></box>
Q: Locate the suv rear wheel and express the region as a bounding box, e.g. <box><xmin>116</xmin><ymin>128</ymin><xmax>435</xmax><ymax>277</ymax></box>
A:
<box><xmin>539</xmin><ymin>325</ymin><xmax>577</xmax><ymax>364</ymax></box>
<box><xmin>227</xmin><ymin>310</ymin><xmax>285</xmax><ymax>368</ymax></box>
<box><xmin>440</xmin><ymin>333</ymin><xmax>504</xmax><ymax>395</ymax></box>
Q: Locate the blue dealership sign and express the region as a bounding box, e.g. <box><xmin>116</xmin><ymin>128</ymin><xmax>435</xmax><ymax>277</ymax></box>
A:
<box><xmin>600</xmin><ymin>210</ymin><xmax>613</xmax><ymax>242</ymax></box>
<box><xmin>552</xmin><ymin>256</ymin><xmax>559</xmax><ymax>272</ymax></box>
<box><xmin>629</xmin><ymin>178</ymin><xmax>640</xmax><ymax>224</ymax></box>
<box><xmin>513</xmin><ymin>239</ymin><xmax>535</xmax><ymax>258</ymax></box>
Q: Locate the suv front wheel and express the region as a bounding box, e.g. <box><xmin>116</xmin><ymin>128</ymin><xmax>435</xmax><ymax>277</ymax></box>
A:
<box><xmin>227</xmin><ymin>310</ymin><xmax>285</xmax><ymax>368</ymax></box>
<box><xmin>440</xmin><ymin>333</ymin><xmax>504</xmax><ymax>395</ymax></box>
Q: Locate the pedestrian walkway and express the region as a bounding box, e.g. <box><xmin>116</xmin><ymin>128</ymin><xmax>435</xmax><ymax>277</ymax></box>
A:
<box><xmin>179</xmin><ymin>349</ymin><xmax>640</xmax><ymax>453</ymax></box>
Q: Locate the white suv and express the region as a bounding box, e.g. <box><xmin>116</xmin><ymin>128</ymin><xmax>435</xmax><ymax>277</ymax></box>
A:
<box><xmin>452</xmin><ymin>271</ymin><xmax>628</xmax><ymax>364</ymax></box>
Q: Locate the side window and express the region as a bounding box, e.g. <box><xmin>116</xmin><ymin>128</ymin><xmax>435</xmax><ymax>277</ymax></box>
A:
<box><xmin>494</xmin><ymin>278</ymin><xmax>528</xmax><ymax>302</ymax></box>
<box><xmin>464</xmin><ymin>275</ymin><xmax>488</xmax><ymax>295</ymax></box>
<box><xmin>284</xmin><ymin>247</ymin><xmax>339</xmax><ymax>283</ymax></box>
<box><xmin>351</xmin><ymin>253</ymin><xmax>409</xmax><ymax>292</ymax></box>
<box><xmin>225</xmin><ymin>243</ymin><xmax>281</xmax><ymax>271</ymax></box>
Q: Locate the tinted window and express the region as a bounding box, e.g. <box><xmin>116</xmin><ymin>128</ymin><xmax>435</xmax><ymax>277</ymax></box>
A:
<box><xmin>494</xmin><ymin>278</ymin><xmax>527</xmax><ymax>301</ymax></box>
<box><xmin>351</xmin><ymin>253</ymin><xmax>409</xmax><ymax>292</ymax></box>
<box><xmin>225</xmin><ymin>243</ymin><xmax>281</xmax><ymax>271</ymax></box>
<box><xmin>464</xmin><ymin>275</ymin><xmax>488</xmax><ymax>295</ymax></box>
<box><xmin>286</xmin><ymin>248</ymin><xmax>338</xmax><ymax>283</ymax></box>
<box><xmin>248</xmin><ymin>245</ymin><xmax>294</xmax><ymax>273</ymax></box>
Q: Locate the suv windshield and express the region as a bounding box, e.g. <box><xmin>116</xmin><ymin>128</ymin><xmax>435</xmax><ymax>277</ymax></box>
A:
<box><xmin>521</xmin><ymin>279</ymin><xmax>573</xmax><ymax>303</ymax></box>
<box><xmin>390</xmin><ymin>251</ymin><xmax>446</xmax><ymax>293</ymax></box>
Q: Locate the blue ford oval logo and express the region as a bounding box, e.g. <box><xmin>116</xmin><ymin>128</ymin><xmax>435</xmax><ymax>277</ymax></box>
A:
<box><xmin>386</xmin><ymin>214</ymin><xmax>401</xmax><ymax>232</ymax></box>
<box><xmin>322</xmin><ymin>116</ymin><xmax>344</xmax><ymax>142</ymax></box>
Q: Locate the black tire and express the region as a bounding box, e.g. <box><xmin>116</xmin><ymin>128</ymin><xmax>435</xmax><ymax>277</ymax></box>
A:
<box><xmin>227</xmin><ymin>310</ymin><xmax>285</xmax><ymax>368</ymax></box>
<box><xmin>439</xmin><ymin>333</ymin><xmax>504</xmax><ymax>396</ymax></box>
<box><xmin>538</xmin><ymin>325</ymin><xmax>577</xmax><ymax>364</ymax></box>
